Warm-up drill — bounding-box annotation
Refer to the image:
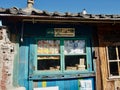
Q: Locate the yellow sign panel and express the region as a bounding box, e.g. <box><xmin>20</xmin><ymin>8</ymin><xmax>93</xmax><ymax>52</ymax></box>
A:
<box><xmin>54</xmin><ymin>28</ymin><xmax>75</xmax><ymax>37</ymax></box>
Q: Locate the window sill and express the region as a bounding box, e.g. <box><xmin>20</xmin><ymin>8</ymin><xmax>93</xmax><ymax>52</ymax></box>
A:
<box><xmin>107</xmin><ymin>76</ymin><xmax>120</xmax><ymax>81</ymax></box>
<box><xmin>29</xmin><ymin>72</ymin><xmax>95</xmax><ymax>80</ymax></box>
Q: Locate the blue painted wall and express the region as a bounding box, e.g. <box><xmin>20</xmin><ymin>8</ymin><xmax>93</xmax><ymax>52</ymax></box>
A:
<box><xmin>18</xmin><ymin>24</ymin><xmax>95</xmax><ymax>90</ymax></box>
<box><xmin>19</xmin><ymin>38</ymin><xmax>95</xmax><ymax>90</ymax></box>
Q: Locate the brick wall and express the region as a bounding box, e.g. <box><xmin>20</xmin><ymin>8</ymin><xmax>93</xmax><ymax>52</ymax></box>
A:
<box><xmin>0</xmin><ymin>27</ymin><xmax>25</xmax><ymax>90</ymax></box>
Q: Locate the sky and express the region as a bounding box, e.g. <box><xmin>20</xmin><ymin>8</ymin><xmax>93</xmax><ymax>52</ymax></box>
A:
<box><xmin>0</xmin><ymin>0</ymin><xmax>120</xmax><ymax>14</ymax></box>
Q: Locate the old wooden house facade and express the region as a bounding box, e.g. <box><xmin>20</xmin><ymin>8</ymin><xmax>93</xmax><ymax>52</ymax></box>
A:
<box><xmin>0</xmin><ymin>0</ymin><xmax>120</xmax><ymax>90</ymax></box>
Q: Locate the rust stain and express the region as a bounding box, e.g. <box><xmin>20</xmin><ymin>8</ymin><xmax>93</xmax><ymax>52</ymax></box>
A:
<box><xmin>0</xmin><ymin>62</ymin><xmax>8</xmax><ymax>90</ymax></box>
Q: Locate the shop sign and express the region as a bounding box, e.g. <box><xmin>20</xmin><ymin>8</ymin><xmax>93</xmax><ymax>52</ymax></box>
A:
<box><xmin>54</xmin><ymin>28</ymin><xmax>75</xmax><ymax>37</ymax></box>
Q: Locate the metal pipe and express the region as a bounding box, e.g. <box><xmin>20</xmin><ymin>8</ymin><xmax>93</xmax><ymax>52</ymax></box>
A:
<box><xmin>22</xmin><ymin>18</ymin><xmax>120</xmax><ymax>24</ymax></box>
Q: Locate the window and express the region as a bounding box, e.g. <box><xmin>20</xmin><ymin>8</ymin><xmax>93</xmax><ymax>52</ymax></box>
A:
<box><xmin>37</xmin><ymin>40</ymin><xmax>60</xmax><ymax>71</ymax></box>
<box><xmin>64</xmin><ymin>40</ymin><xmax>86</xmax><ymax>71</ymax></box>
<box><xmin>30</xmin><ymin>37</ymin><xmax>93</xmax><ymax>78</ymax></box>
<box><xmin>106</xmin><ymin>46</ymin><xmax>120</xmax><ymax>78</ymax></box>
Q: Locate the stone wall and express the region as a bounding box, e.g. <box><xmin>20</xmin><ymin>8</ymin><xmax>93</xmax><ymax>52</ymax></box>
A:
<box><xmin>0</xmin><ymin>27</ymin><xmax>25</xmax><ymax>90</ymax></box>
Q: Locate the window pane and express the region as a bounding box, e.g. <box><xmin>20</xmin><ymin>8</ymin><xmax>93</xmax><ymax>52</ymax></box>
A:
<box><xmin>109</xmin><ymin>62</ymin><xmax>119</xmax><ymax>76</ymax></box>
<box><xmin>108</xmin><ymin>46</ymin><xmax>117</xmax><ymax>60</ymax></box>
<box><xmin>64</xmin><ymin>40</ymin><xmax>85</xmax><ymax>54</ymax></box>
<box><xmin>37</xmin><ymin>56</ymin><xmax>60</xmax><ymax>71</ymax></box>
<box><xmin>65</xmin><ymin>55</ymin><xmax>86</xmax><ymax>70</ymax></box>
<box><xmin>37</xmin><ymin>40</ymin><xmax>60</xmax><ymax>54</ymax></box>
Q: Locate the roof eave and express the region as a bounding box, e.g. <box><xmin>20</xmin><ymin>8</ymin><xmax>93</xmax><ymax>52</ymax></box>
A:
<box><xmin>1</xmin><ymin>14</ymin><xmax>120</xmax><ymax>24</ymax></box>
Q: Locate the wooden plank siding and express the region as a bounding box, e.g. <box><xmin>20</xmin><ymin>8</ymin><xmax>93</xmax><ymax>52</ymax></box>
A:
<box><xmin>32</xmin><ymin>79</ymin><xmax>79</xmax><ymax>90</ymax></box>
<box><xmin>32</xmin><ymin>78</ymin><xmax>95</xmax><ymax>90</ymax></box>
<box><xmin>97</xmin><ymin>24</ymin><xmax>120</xmax><ymax>90</ymax></box>
<box><xmin>95</xmin><ymin>46</ymin><xmax>102</xmax><ymax>90</ymax></box>
<box><xmin>18</xmin><ymin>37</ymin><xmax>95</xmax><ymax>90</ymax></box>
<box><xmin>98</xmin><ymin>25</ymin><xmax>110</xmax><ymax>90</ymax></box>
<box><xmin>92</xmin><ymin>30</ymin><xmax>102</xmax><ymax>90</ymax></box>
<box><xmin>19</xmin><ymin>38</ymin><xmax>29</xmax><ymax>90</ymax></box>
<box><xmin>29</xmin><ymin>78</ymin><xmax>95</xmax><ymax>90</ymax></box>
<box><xmin>18</xmin><ymin>24</ymin><xmax>96</xmax><ymax>90</ymax></box>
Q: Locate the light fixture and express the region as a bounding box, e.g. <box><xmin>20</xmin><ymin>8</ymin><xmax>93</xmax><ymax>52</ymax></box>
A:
<box><xmin>21</xmin><ymin>22</ymin><xmax>24</xmax><ymax>42</ymax></box>
<box><xmin>0</xmin><ymin>20</ymin><xmax>2</xmax><ymax>26</ymax></box>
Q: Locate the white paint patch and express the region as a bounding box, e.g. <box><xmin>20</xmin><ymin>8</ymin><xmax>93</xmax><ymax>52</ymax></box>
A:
<box><xmin>34</xmin><ymin>86</ymin><xmax>59</xmax><ymax>90</ymax></box>
<box><xmin>7</xmin><ymin>86</ymin><xmax>26</xmax><ymax>90</ymax></box>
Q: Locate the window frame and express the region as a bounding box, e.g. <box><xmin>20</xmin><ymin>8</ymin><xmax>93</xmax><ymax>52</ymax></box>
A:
<box><xmin>106</xmin><ymin>45</ymin><xmax>120</xmax><ymax>79</ymax></box>
<box><xmin>29</xmin><ymin>37</ymin><xmax>94</xmax><ymax>79</ymax></box>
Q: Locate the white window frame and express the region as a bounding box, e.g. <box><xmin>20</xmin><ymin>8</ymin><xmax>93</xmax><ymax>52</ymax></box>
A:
<box><xmin>106</xmin><ymin>45</ymin><xmax>120</xmax><ymax>79</ymax></box>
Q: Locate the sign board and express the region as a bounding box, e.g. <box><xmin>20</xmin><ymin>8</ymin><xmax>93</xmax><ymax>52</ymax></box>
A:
<box><xmin>79</xmin><ymin>80</ymin><xmax>92</xmax><ymax>90</ymax></box>
<box><xmin>34</xmin><ymin>86</ymin><xmax>59</xmax><ymax>90</ymax></box>
<box><xmin>54</xmin><ymin>28</ymin><xmax>75</xmax><ymax>37</ymax></box>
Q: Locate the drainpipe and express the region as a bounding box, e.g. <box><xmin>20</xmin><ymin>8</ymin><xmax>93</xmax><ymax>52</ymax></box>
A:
<box><xmin>27</xmin><ymin>0</ymin><xmax>34</xmax><ymax>8</ymax></box>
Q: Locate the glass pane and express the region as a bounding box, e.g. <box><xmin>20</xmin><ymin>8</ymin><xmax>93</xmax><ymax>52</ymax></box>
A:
<box><xmin>37</xmin><ymin>40</ymin><xmax>60</xmax><ymax>54</ymax></box>
<box><xmin>37</xmin><ymin>56</ymin><xmax>60</xmax><ymax>71</ymax></box>
<box><xmin>64</xmin><ymin>40</ymin><xmax>85</xmax><ymax>54</ymax></box>
<box><xmin>118</xmin><ymin>46</ymin><xmax>120</xmax><ymax>59</ymax></box>
<box><xmin>109</xmin><ymin>62</ymin><xmax>119</xmax><ymax>76</ymax></box>
<box><xmin>108</xmin><ymin>46</ymin><xmax>117</xmax><ymax>60</ymax></box>
<box><xmin>65</xmin><ymin>55</ymin><xmax>86</xmax><ymax>70</ymax></box>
